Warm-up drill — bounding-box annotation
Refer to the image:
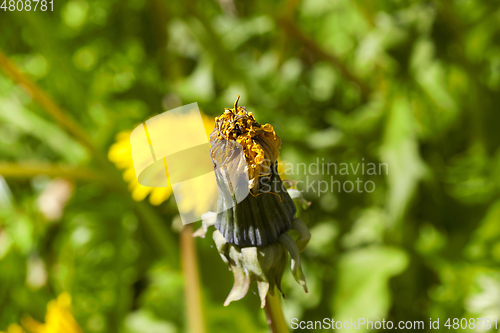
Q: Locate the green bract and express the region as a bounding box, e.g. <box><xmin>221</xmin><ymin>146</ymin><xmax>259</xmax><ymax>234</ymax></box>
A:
<box><xmin>213</xmin><ymin>217</ymin><xmax>310</xmax><ymax>307</ymax></box>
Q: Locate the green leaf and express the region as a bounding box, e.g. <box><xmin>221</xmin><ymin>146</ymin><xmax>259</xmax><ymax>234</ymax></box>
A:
<box><xmin>333</xmin><ymin>246</ymin><xmax>409</xmax><ymax>332</ymax></box>
<box><xmin>380</xmin><ymin>96</ymin><xmax>426</xmax><ymax>225</ymax></box>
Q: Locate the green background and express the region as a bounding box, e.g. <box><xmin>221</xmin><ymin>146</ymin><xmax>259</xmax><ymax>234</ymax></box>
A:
<box><xmin>1</xmin><ymin>0</ymin><xmax>500</xmax><ymax>332</ymax></box>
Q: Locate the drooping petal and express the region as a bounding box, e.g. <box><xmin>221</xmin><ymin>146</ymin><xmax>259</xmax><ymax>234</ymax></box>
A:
<box><xmin>224</xmin><ymin>265</ymin><xmax>252</xmax><ymax>306</ymax></box>
<box><xmin>279</xmin><ymin>233</ymin><xmax>308</xmax><ymax>293</ymax></box>
<box><xmin>290</xmin><ymin>217</ymin><xmax>311</xmax><ymax>252</ymax></box>
<box><xmin>213</xmin><ymin>230</ymin><xmax>229</xmax><ymax>265</ymax></box>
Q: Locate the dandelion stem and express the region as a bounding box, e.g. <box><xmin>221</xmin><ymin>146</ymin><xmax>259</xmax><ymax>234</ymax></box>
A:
<box><xmin>264</xmin><ymin>292</ymin><xmax>289</xmax><ymax>333</ymax></box>
<box><xmin>180</xmin><ymin>225</ymin><xmax>207</xmax><ymax>333</ymax></box>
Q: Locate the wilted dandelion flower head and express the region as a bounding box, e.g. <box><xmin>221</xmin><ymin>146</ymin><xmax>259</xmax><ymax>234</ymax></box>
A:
<box><xmin>204</xmin><ymin>97</ymin><xmax>311</xmax><ymax>308</ymax></box>
<box><xmin>211</xmin><ymin>95</ymin><xmax>281</xmax><ymax>192</ymax></box>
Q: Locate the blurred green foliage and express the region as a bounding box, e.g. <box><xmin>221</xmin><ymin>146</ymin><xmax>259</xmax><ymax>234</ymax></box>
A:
<box><xmin>1</xmin><ymin>0</ymin><xmax>500</xmax><ymax>332</ymax></box>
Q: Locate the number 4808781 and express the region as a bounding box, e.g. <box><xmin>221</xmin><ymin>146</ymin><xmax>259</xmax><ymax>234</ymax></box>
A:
<box><xmin>1</xmin><ymin>0</ymin><xmax>54</xmax><ymax>11</ymax></box>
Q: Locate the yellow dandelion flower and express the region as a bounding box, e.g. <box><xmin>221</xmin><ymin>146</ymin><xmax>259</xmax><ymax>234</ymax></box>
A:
<box><xmin>0</xmin><ymin>293</ymin><xmax>82</xmax><ymax>333</ymax></box>
<box><xmin>21</xmin><ymin>293</ymin><xmax>82</xmax><ymax>333</ymax></box>
<box><xmin>1</xmin><ymin>324</ymin><xmax>27</xmax><ymax>333</ymax></box>
<box><xmin>108</xmin><ymin>112</ymin><xmax>215</xmax><ymax>205</ymax></box>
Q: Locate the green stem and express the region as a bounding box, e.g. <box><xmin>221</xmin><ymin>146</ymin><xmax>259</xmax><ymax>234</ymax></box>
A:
<box><xmin>0</xmin><ymin>162</ymin><xmax>103</xmax><ymax>181</ymax></box>
<box><xmin>0</xmin><ymin>51</ymin><xmax>95</xmax><ymax>153</ymax></box>
<box><xmin>180</xmin><ymin>225</ymin><xmax>207</xmax><ymax>333</ymax></box>
<box><xmin>264</xmin><ymin>292</ymin><xmax>289</xmax><ymax>333</ymax></box>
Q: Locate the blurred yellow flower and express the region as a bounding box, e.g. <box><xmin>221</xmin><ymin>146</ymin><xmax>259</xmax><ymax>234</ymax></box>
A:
<box><xmin>108</xmin><ymin>112</ymin><xmax>215</xmax><ymax>205</ymax></box>
<box><xmin>1</xmin><ymin>324</ymin><xmax>26</xmax><ymax>333</ymax></box>
<box><xmin>0</xmin><ymin>293</ymin><xmax>82</xmax><ymax>333</ymax></box>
